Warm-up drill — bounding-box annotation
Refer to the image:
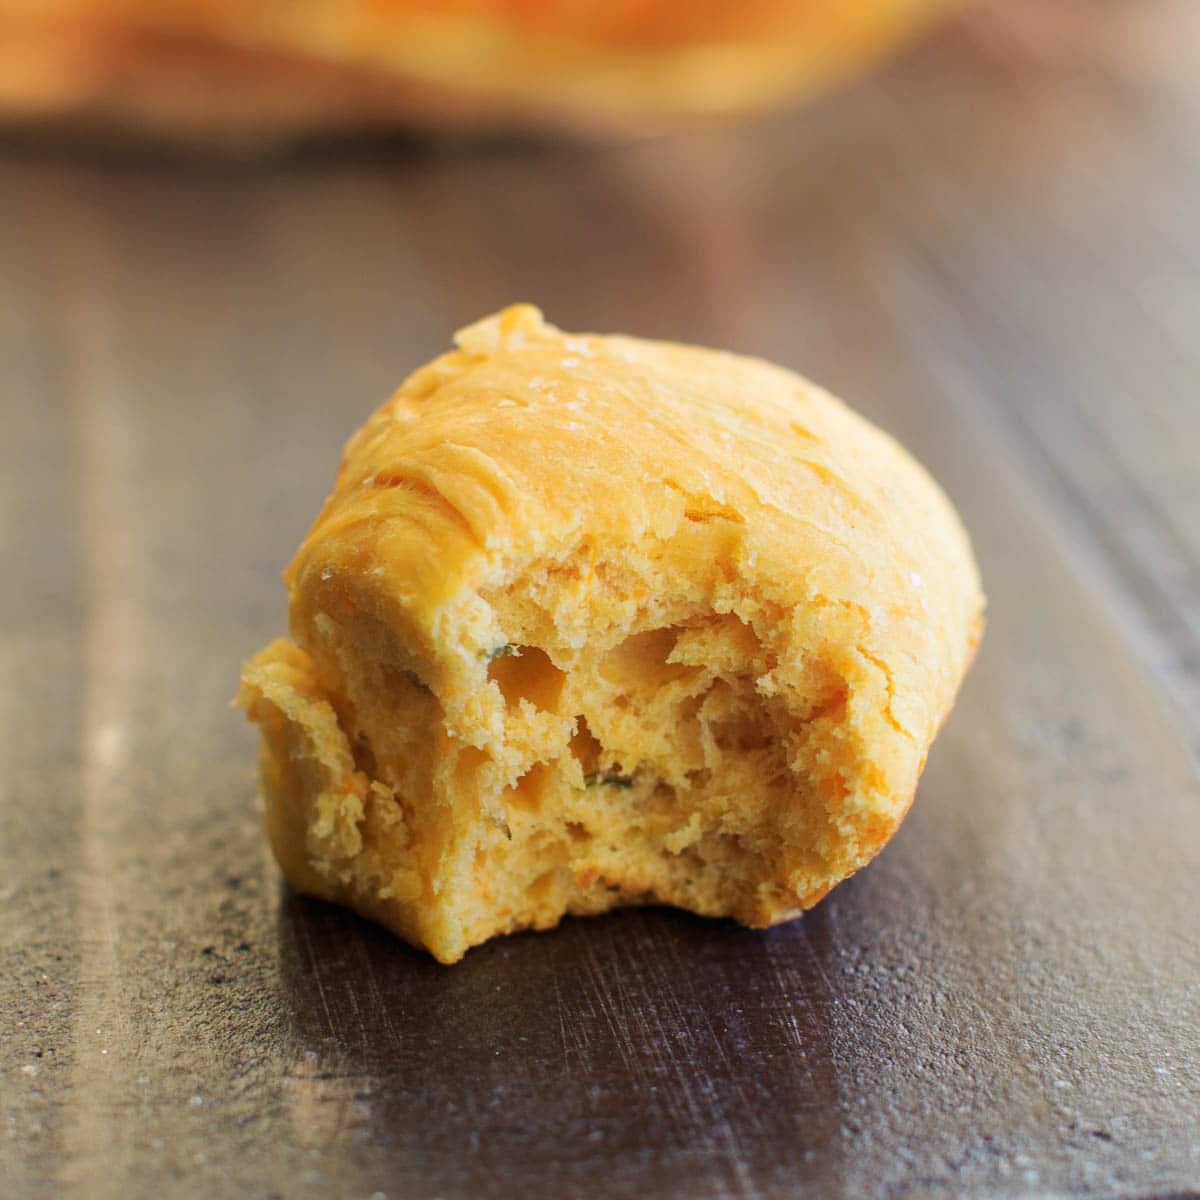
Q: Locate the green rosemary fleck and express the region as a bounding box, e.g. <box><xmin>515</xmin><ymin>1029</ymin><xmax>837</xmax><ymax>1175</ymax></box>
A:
<box><xmin>584</xmin><ymin>771</ymin><xmax>635</xmax><ymax>789</ymax></box>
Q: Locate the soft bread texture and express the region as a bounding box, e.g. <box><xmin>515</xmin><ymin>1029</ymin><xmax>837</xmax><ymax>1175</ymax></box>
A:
<box><xmin>238</xmin><ymin>305</ymin><xmax>983</xmax><ymax>963</ymax></box>
<box><xmin>1</xmin><ymin>0</ymin><xmax>953</xmax><ymax>137</ymax></box>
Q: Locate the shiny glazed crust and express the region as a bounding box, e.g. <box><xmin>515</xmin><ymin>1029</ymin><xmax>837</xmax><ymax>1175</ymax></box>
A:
<box><xmin>238</xmin><ymin>306</ymin><xmax>983</xmax><ymax>962</ymax></box>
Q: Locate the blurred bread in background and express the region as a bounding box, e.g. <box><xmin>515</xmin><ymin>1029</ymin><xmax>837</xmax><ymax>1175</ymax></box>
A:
<box><xmin>0</xmin><ymin>0</ymin><xmax>955</xmax><ymax>140</ymax></box>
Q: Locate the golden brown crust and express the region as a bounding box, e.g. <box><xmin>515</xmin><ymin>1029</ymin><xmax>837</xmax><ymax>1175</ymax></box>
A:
<box><xmin>239</xmin><ymin>305</ymin><xmax>983</xmax><ymax>962</ymax></box>
<box><xmin>0</xmin><ymin>1</ymin><xmax>955</xmax><ymax>136</ymax></box>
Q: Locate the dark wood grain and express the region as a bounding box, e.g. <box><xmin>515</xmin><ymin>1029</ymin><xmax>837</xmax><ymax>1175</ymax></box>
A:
<box><xmin>3</xmin><ymin>3</ymin><xmax>1199</xmax><ymax>1197</ymax></box>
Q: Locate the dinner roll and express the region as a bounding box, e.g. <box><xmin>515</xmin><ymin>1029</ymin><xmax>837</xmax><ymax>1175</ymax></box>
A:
<box><xmin>2</xmin><ymin>0</ymin><xmax>953</xmax><ymax>136</ymax></box>
<box><xmin>239</xmin><ymin>305</ymin><xmax>982</xmax><ymax>962</ymax></box>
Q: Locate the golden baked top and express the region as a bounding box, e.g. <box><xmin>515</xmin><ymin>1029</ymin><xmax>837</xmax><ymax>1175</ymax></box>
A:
<box><xmin>289</xmin><ymin>304</ymin><xmax>981</xmax><ymax>759</ymax></box>
<box><xmin>1</xmin><ymin>1</ymin><xmax>953</xmax><ymax>133</ymax></box>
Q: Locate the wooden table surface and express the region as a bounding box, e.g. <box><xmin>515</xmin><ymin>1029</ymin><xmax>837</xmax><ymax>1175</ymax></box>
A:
<box><xmin>4</xmin><ymin>3</ymin><xmax>1199</xmax><ymax>1197</ymax></box>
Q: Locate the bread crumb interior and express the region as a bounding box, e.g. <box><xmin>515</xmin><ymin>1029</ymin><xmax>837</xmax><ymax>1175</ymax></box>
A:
<box><xmin>301</xmin><ymin>536</ymin><xmax>858</xmax><ymax>960</ymax></box>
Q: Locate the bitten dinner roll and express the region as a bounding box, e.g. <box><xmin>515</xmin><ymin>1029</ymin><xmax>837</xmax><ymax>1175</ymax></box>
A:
<box><xmin>238</xmin><ymin>305</ymin><xmax>983</xmax><ymax>963</ymax></box>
